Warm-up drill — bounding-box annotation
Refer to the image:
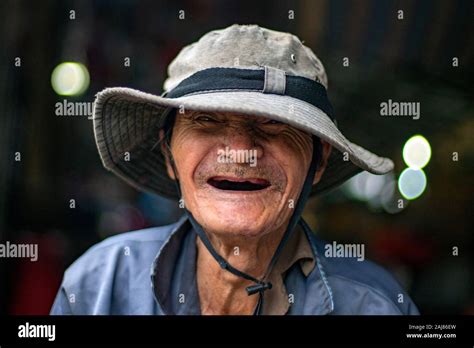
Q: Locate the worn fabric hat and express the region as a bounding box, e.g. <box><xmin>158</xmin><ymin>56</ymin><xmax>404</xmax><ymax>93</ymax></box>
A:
<box><xmin>93</xmin><ymin>24</ymin><xmax>394</xmax><ymax>199</ymax></box>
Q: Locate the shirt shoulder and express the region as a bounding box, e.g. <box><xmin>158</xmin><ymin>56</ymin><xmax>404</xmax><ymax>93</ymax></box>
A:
<box><xmin>51</xmin><ymin>217</ymin><xmax>185</xmax><ymax>315</ymax></box>
<box><xmin>66</xmin><ymin>221</ymin><xmax>178</xmax><ymax>277</ymax></box>
<box><xmin>309</xmin><ymin>234</ymin><xmax>419</xmax><ymax>315</ymax></box>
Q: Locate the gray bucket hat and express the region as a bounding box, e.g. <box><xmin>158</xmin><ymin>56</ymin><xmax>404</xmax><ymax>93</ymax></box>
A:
<box><xmin>93</xmin><ymin>24</ymin><xmax>394</xmax><ymax>199</ymax></box>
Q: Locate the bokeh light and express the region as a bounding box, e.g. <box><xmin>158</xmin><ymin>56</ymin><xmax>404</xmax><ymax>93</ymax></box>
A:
<box><xmin>51</xmin><ymin>62</ymin><xmax>90</xmax><ymax>96</ymax></box>
<box><xmin>398</xmin><ymin>168</ymin><xmax>427</xmax><ymax>200</ymax></box>
<box><xmin>402</xmin><ymin>135</ymin><xmax>432</xmax><ymax>169</ymax></box>
<box><xmin>343</xmin><ymin>172</ymin><xmax>395</xmax><ymax>209</ymax></box>
<box><xmin>381</xmin><ymin>179</ymin><xmax>408</xmax><ymax>214</ymax></box>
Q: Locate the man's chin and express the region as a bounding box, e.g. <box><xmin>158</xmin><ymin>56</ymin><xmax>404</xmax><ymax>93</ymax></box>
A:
<box><xmin>189</xmin><ymin>188</ymin><xmax>286</xmax><ymax>236</ymax></box>
<box><xmin>195</xmin><ymin>184</ymin><xmax>284</xmax><ymax>205</ymax></box>
<box><xmin>195</xmin><ymin>209</ymin><xmax>271</xmax><ymax>238</ymax></box>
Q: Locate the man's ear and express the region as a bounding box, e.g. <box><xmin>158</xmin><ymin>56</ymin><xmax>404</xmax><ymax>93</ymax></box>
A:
<box><xmin>313</xmin><ymin>140</ymin><xmax>332</xmax><ymax>185</ymax></box>
<box><xmin>159</xmin><ymin>129</ymin><xmax>176</xmax><ymax>180</ymax></box>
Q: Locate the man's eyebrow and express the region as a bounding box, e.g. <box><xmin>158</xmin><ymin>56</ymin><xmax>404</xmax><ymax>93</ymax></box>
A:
<box><xmin>186</xmin><ymin>110</ymin><xmax>218</xmax><ymax>117</ymax></box>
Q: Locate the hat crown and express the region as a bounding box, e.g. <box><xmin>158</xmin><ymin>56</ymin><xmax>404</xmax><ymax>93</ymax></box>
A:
<box><xmin>163</xmin><ymin>24</ymin><xmax>328</xmax><ymax>92</ymax></box>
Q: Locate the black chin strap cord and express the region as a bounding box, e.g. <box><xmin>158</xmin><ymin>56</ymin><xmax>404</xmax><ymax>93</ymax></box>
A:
<box><xmin>164</xmin><ymin>125</ymin><xmax>321</xmax><ymax>315</ymax></box>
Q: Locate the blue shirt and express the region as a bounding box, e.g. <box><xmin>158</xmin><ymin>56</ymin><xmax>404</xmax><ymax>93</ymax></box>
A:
<box><xmin>50</xmin><ymin>216</ymin><xmax>419</xmax><ymax>315</ymax></box>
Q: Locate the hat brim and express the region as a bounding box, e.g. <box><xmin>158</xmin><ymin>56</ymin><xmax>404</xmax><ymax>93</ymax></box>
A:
<box><xmin>93</xmin><ymin>87</ymin><xmax>394</xmax><ymax>200</ymax></box>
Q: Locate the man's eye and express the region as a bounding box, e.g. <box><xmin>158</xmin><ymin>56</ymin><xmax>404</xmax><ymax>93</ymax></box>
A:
<box><xmin>262</xmin><ymin>119</ymin><xmax>283</xmax><ymax>125</ymax></box>
<box><xmin>194</xmin><ymin>115</ymin><xmax>218</xmax><ymax>123</ymax></box>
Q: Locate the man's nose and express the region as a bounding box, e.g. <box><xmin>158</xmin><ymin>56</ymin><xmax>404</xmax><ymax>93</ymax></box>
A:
<box><xmin>223</xmin><ymin>128</ymin><xmax>264</xmax><ymax>159</ymax></box>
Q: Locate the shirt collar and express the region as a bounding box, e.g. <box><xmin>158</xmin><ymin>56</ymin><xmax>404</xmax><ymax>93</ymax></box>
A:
<box><xmin>262</xmin><ymin>223</ymin><xmax>315</xmax><ymax>314</ymax></box>
<box><xmin>151</xmin><ymin>216</ymin><xmax>201</xmax><ymax>315</ymax></box>
<box><xmin>151</xmin><ymin>216</ymin><xmax>331</xmax><ymax>315</ymax></box>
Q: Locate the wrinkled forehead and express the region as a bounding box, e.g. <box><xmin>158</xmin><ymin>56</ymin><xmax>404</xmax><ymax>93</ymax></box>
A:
<box><xmin>161</xmin><ymin>108</ymin><xmax>317</xmax><ymax>148</ymax></box>
<box><xmin>163</xmin><ymin>109</ymin><xmax>314</xmax><ymax>142</ymax></box>
<box><xmin>178</xmin><ymin>109</ymin><xmax>271</xmax><ymax>122</ymax></box>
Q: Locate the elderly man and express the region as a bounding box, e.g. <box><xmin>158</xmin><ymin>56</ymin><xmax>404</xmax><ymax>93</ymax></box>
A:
<box><xmin>51</xmin><ymin>25</ymin><xmax>419</xmax><ymax>315</ymax></box>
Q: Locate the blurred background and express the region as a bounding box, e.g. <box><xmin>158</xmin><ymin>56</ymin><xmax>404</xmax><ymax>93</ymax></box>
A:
<box><xmin>0</xmin><ymin>0</ymin><xmax>472</xmax><ymax>315</ymax></box>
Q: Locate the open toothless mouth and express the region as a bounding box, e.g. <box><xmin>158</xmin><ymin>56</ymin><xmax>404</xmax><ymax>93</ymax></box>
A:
<box><xmin>207</xmin><ymin>176</ymin><xmax>271</xmax><ymax>191</ymax></box>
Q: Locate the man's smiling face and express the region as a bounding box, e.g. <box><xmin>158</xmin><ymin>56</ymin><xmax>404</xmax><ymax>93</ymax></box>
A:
<box><xmin>163</xmin><ymin>110</ymin><xmax>329</xmax><ymax>239</ymax></box>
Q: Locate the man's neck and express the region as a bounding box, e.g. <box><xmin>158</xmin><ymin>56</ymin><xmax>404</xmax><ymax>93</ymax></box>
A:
<box><xmin>195</xmin><ymin>228</ymin><xmax>285</xmax><ymax>315</ymax></box>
